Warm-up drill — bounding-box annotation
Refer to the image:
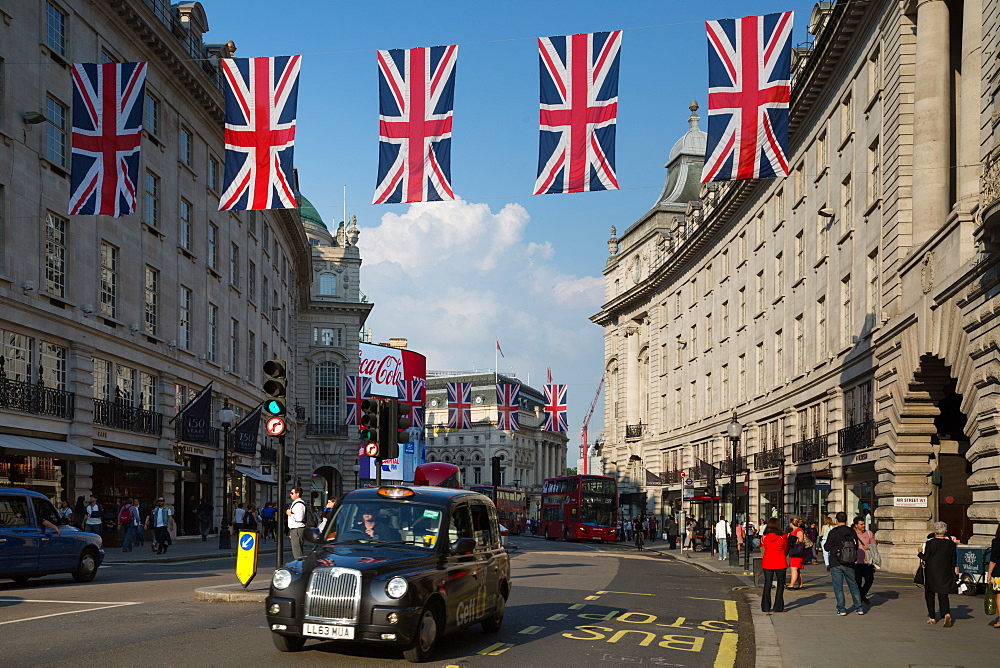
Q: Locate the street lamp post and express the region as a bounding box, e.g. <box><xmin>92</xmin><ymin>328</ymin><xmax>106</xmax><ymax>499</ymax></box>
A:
<box><xmin>218</xmin><ymin>405</ymin><xmax>235</xmax><ymax>549</ymax></box>
<box><xmin>352</xmin><ymin>462</ymin><xmax>360</xmax><ymax>490</ymax></box>
<box><xmin>726</xmin><ymin>413</ymin><xmax>743</xmax><ymax>567</ymax></box>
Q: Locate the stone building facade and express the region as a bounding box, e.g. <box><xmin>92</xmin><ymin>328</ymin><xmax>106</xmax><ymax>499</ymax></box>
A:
<box><xmin>423</xmin><ymin>372</ymin><xmax>569</xmax><ymax>514</ymax></box>
<box><xmin>592</xmin><ymin>0</ymin><xmax>994</xmax><ymax>572</ymax></box>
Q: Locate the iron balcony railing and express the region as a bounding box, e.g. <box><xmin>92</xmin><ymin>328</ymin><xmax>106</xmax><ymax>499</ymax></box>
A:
<box><xmin>93</xmin><ymin>399</ymin><xmax>163</xmax><ymax>436</ymax></box>
<box><xmin>306</xmin><ymin>421</ymin><xmax>350</xmax><ymax>438</ymax></box>
<box><xmin>753</xmin><ymin>449</ymin><xmax>785</xmax><ymax>471</ymax></box>
<box><xmin>625</xmin><ymin>423</ymin><xmax>643</xmax><ymax>439</ymax></box>
<box><xmin>662</xmin><ymin>469</ymin><xmax>681</xmax><ymax>484</ymax></box>
<box><xmin>792</xmin><ymin>435</ymin><xmax>830</xmax><ymax>463</ymax></box>
<box><xmin>719</xmin><ymin>456</ymin><xmax>747</xmax><ymax>475</ymax></box>
<box><xmin>838</xmin><ymin>419</ymin><xmax>876</xmax><ymax>454</ymax></box>
<box><xmin>686</xmin><ymin>465</ymin><xmax>705</xmax><ymax>481</ymax></box>
<box><xmin>0</xmin><ymin>378</ymin><xmax>75</xmax><ymax>419</ymax></box>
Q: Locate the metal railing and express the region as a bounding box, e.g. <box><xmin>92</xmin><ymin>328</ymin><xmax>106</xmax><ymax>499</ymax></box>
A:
<box><xmin>719</xmin><ymin>456</ymin><xmax>747</xmax><ymax>475</ymax></box>
<box><xmin>686</xmin><ymin>465</ymin><xmax>705</xmax><ymax>481</ymax></box>
<box><xmin>838</xmin><ymin>420</ymin><xmax>876</xmax><ymax>454</ymax></box>
<box><xmin>625</xmin><ymin>423</ymin><xmax>643</xmax><ymax>439</ymax></box>
<box><xmin>0</xmin><ymin>378</ymin><xmax>75</xmax><ymax>419</ymax></box>
<box><xmin>753</xmin><ymin>449</ymin><xmax>785</xmax><ymax>471</ymax></box>
<box><xmin>93</xmin><ymin>399</ymin><xmax>163</xmax><ymax>436</ymax></box>
<box><xmin>306</xmin><ymin>421</ymin><xmax>350</xmax><ymax>438</ymax></box>
<box><xmin>792</xmin><ymin>435</ymin><xmax>830</xmax><ymax>463</ymax></box>
<box><xmin>662</xmin><ymin>469</ymin><xmax>681</xmax><ymax>484</ymax></box>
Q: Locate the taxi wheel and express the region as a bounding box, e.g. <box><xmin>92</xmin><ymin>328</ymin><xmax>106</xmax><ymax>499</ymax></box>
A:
<box><xmin>72</xmin><ymin>549</ymin><xmax>99</xmax><ymax>582</ymax></box>
<box><xmin>272</xmin><ymin>633</ymin><xmax>306</xmax><ymax>652</ymax></box>
<box><xmin>481</xmin><ymin>586</ymin><xmax>506</xmax><ymax>633</ymax></box>
<box><xmin>403</xmin><ymin>604</ymin><xmax>440</xmax><ymax>662</ymax></box>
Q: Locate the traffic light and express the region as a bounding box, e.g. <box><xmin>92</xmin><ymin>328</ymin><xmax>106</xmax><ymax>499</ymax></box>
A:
<box><xmin>707</xmin><ymin>465</ymin><xmax>716</xmax><ymax>497</ymax></box>
<box><xmin>360</xmin><ymin>398</ymin><xmax>380</xmax><ymax>456</ymax></box>
<box><xmin>262</xmin><ymin>360</ymin><xmax>287</xmax><ymax>417</ymax></box>
<box><xmin>379</xmin><ymin>400</ymin><xmax>411</xmax><ymax>461</ymax></box>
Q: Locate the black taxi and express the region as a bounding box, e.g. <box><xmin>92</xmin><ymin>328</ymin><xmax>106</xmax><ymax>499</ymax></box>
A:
<box><xmin>265</xmin><ymin>485</ymin><xmax>511</xmax><ymax>662</ymax></box>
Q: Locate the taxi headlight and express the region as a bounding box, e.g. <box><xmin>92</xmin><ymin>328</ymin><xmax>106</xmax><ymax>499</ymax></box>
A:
<box><xmin>386</xmin><ymin>577</ymin><xmax>408</xmax><ymax>599</ymax></box>
<box><xmin>272</xmin><ymin>569</ymin><xmax>293</xmax><ymax>590</ymax></box>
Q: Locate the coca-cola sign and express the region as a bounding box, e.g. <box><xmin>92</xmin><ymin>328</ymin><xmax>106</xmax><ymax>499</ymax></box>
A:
<box><xmin>359</xmin><ymin>343</ymin><xmax>404</xmax><ymax>397</ymax></box>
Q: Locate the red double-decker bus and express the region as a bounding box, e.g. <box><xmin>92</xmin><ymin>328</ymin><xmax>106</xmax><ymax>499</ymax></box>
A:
<box><xmin>540</xmin><ymin>474</ymin><xmax>617</xmax><ymax>542</ymax></box>
<box><xmin>469</xmin><ymin>485</ymin><xmax>527</xmax><ymax>534</ymax></box>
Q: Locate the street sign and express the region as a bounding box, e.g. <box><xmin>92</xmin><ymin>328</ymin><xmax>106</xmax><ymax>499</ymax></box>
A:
<box><xmin>365</xmin><ymin>442</ymin><xmax>379</xmax><ymax>457</ymax></box>
<box><xmin>236</xmin><ymin>531</ymin><xmax>258</xmax><ymax>588</ymax></box>
<box><xmin>265</xmin><ymin>416</ymin><xmax>286</xmax><ymax>436</ymax></box>
<box><xmin>683</xmin><ymin>476</ymin><xmax>694</xmax><ymax>488</ymax></box>
<box><xmin>683</xmin><ymin>488</ymin><xmax>695</xmax><ymax>499</ymax></box>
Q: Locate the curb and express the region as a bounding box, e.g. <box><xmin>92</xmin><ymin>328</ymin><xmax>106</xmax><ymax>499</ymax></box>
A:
<box><xmin>195</xmin><ymin>583</ymin><xmax>269</xmax><ymax>602</ymax></box>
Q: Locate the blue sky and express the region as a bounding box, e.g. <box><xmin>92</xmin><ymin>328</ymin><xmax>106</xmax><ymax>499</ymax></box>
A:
<box><xmin>205</xmin><ymin>0</ymin><xmax>807</xmax><ymax>462</ymax></box>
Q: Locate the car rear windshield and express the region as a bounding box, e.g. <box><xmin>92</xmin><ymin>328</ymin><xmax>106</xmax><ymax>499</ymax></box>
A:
<box><xmin>322</xmin><ymin>501</ymin><xmax>444</xmax><ymax>549</ymax></box>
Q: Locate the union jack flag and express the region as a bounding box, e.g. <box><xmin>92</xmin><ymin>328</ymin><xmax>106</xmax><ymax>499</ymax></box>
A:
<box><xmin>69</xmin><ymin>62</ymin><xmax>147</xmax><ymax>216</ymax></box>
<box><xmin>535</xmin><ymin>31</ymin><xmax>621</xmax><ymax>195</ymax></box>
<box><xmin>702</xmin><ymin>11</ymin><xmax>794</xmax><ymax>183</ymax></box>
<box><xmin>397</xmin><ymin>377</ymin><xmax>426</xmax><ymax>429</ymax></box>
<box><xmin>447</xmin><ymin>381</ymin><xmax>471</xmax><ymax>430</ymax></box>
<box><xmin>345</xmin><ymin>375</ymin><xmax>372</xmax><ymax>426</ymax></box>
<box><xmin>219</xmin><ymin>55</ymin><xmax>301</xmax><ymax>211</ymax></box>
<box><xmin>543</xmin><ymin>384</ymin><xmax>568</xmax><ymax>432</ymax></box>
<box><xmin>496</xmin><ymin>383</ymin><xmax>520</xmax><ymax>432</ymax></box>
<box><xmin>373</xmin><ymin>45</ymin><xmax>457</xmax><ymax>204</ymax></box>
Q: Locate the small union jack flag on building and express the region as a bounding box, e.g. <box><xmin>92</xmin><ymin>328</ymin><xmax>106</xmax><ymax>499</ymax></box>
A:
<box><xmin>447</xmin><ymin>382</ymin><xmax>471</xmax><ymax>430</ymax></box>
<box><xmin>219</xmin><ymin>55</ymin><xmax>301</xmax><ymax>211</ymax></box>
<box><xmin>543</xmin><ymin>384</ymin><xmax>568</xmax><ymax>432</ymax></box>
<box><xmin>397</xmin><ymin>378</ymin><xmax>426</xmax><ymax>429</ymax></box>
<box><xmin>373</xmin><ymin>45</ymin><xmax>457</xmax><ymax>204</ymax></box>
<box><xmin>496</xmin><ymin>383</ymin><xmax>520</xmax><ymax>432</ymax></box>
<box><xmin>535</xmin><ymin>30</ymin><xmax>621</xmax><ymax>195</ymax></box>
<box><xmin>345</xmin><ymin>375</ymin><xmax>372</xmax><ymax>426</ymax></box>
<box><xmin>702</xmin><ymin>11</ymin><xmax>794</xmax><ymax>183</ymax></box>
<box><xmin>69</xmin><ymin>62</ymin><xmax>147</xmax><ymax>217</ymax></box>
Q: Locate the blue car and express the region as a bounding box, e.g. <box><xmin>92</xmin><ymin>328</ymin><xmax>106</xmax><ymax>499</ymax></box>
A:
<box><xmin>0</xmin><ymin>487</ymin><xmax>105</xmax><ymax>584</ymax></box>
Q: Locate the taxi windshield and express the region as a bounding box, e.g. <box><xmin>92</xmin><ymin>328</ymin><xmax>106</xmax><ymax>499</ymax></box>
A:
<box><xmin>321</xmin><ymin>500</ymin><xmax>445</xmax><ymax>549</ymax></box>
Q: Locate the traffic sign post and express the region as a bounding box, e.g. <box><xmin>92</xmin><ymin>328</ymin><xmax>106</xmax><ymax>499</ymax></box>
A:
<box><xmin>236</xmin><ymin>531</ymin><xmax>259</xmax><ymax>589</ymax></box>
<box><xmin>265</xmin><ymin>416</ymin><xmax>286</xmax><ymax>436</ymax></box>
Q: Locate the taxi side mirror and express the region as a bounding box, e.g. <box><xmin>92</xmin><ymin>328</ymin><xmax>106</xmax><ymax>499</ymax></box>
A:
<box><xmin>451</xmin><ymin>537</ymin><xmax>476</xmax><ymax>555</ymax></box>
<box><xmin>303</xmin><ymin>527</ymin><xmax>323</xmax><ymax>544</ymax></box>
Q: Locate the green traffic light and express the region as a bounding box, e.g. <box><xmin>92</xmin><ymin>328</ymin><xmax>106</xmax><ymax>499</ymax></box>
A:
<box><xmin>266</xmin><ymin>399</ymin><xmax>285</xmax><ymax>415</ymax></box>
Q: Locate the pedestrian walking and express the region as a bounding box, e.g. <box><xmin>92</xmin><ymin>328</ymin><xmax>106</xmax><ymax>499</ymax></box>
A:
<box><xmin>196</xmin><ymin>498</ymin><xmax>213</xmax><ymax>541</ymax></box>
<box><xmin>119</xmin><ymin>498</ymin><xmax>139</xmax><ymax>552</ymax></box>
<box><xmin>787</xmin><ymin>517</ymin><xmax>807</xmax><ymax>589</ymax></box>
<box><xmin>261</xmin><ymin>502</ymin><xmax>277</xmax><ymax>542</ymax></box>
<box><xmin>134</xmin><ymin>499</ymin><xmax>146</xmax><ymax>546</ymax></box>
<box><xmin>715</xmin><ymin>518</ymin><xmax>731</xmax><ymax>561</ymax></box>
<box><xmin>146</xmin><ymin>497</ymin><xmax>173</xmax><ymax>554</ymax></box>
<box><xmin>647</xmin><ymin>516</ymin><xmax>658</xmax><ymax>543</ymax></box>
<box><xmin>666</xmin><ymin>516</ymin><xmax>679</xmax><ymax>549</ymax></box>
<box><xmin>73</xmin><ymin>496</ymin><xmax>86</xmax><ymax>529</ymax></box>
<box><xmin>243</xmin><ymin>504</ymin><xmax>260</xmax><ymax>533</ymax></box>
<box><xmin>805</xmin><ymin>521</ymin><xmax>820</xmax><ymax>564</ymax></box>
<box><xmin>286</xmin><ymin>487</ymin><xmax>308</xmax><ymax>560</ymax></box>
<box><xmin>84</xmin><ymin>495</ymin><xmax>104</xmax><ymax>535</ymax></box>
<box><xmin>919</xmin><ymin>521</ymin><xmax>959</xmax><ymax>626</ymax></box>
<box><xmin>852</xmin><ymin>516</ymin><xmax>877</xmax><ymax>605</ymax></box>
<box><xmin>683</xmin><ymin>518</ymin><xmax>695</xmax><ymax>551</ymax></box>
<box><xmin>986</xmin><ymin>525</ymin><xmax>1000</xmax><ymax>628</ymax></box>
<box><xmin>760</xmin><ymin>517</ymin><xmax>789</xmax><ymax>614</ymax></box>
<box><xmin>820</xmin><ymin>515</ymin><xmax>835</xmax><ymax>569</ymax></box>
<box><xmin>57</xmin><ymin>499</ymin><xmax>73</xmax><ymax>524</ymax></box>
<box><xmin>233</xmin><ymin>503</ymin><xmax>246</xmax><ymax>536</ymax></box>
<box><xmin>823</xmin><ymin>511</ymin><xmax>865</xmax><ymax>615</ymax></box>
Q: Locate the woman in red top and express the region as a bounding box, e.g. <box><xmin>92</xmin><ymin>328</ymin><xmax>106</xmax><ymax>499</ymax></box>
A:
<box><xmin>760</xmin><ymin>517</ymin><xmax>789</xmax><ymax>613</ymax></box>
<box><xmin>787</xmin><ymin>516</ymin><xmax>807</xmax><ymax>589</ymax></box>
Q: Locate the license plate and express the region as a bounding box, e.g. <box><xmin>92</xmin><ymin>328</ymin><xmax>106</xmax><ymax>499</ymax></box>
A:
<box><xmin>303</xmin><ymin>623</ymin><xmax>354</xmax><ymax>639</ymax></box>
<box><xmin>593</xmin><ymin>537</ymin><xmax>602</xmax><ymax>541</ymax></box>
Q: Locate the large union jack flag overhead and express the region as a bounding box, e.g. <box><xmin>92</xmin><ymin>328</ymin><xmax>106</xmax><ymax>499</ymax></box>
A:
<box><xmin>535</xmin><ymin>30</ymin><xmax>621</xmax><ymax>195</ymax></box>
<box><xmin>373</xmin><ymin>45</ymin><xmax>457</xmax><ymax>204</ymax></box>
<box><xmin>702</xmin><ymin>11</ymin><xmax>794</xmax><ymax>183</ymax></box>
<box><xmin>447</xmin><ymin>382</ymin><xmax>471</xmax><ymax>430</ymax></box>
<box><xmin>496</xmin><ymin>383</ymin><xmax>520</xmax><ymax>432</ymax></box>
<box><xmin>69</xmin><ymin>62</ymin><xmax>147</xmax><ymax>217</ymax></box>
<box><xmin>397</xmin><ymin>378</ymin><xmax>426</xmax><ymax>429</ymax></box>
<box><xmin>345</xmin><ymin>375</ymin><xmax>372</xmax><ymax>426</ymax></box>
<box><xmin>219</xmin><ymin>55</ymin><xmax>300</xmax><ymax>211</ymax></box>
<box><xmin>543</xmin><ymin>384</ymin><xmax>568</xmax><ymax>432</ymax></box>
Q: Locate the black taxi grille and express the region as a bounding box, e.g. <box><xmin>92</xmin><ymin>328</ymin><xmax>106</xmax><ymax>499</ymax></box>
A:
<box><xmin>304</xmin><ymin>567</ymin><xmax>362</xmax><ymax>623</ymax></box>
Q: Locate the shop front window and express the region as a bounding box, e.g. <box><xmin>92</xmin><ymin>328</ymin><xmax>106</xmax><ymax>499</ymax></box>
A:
<box><xmin>758</xmin><ymin>489</ymin><xmax>781</xmax><ymax>524</ymax></box>
<box><xmin>795</xmin><ymin>487</ymin><xmax>829</xmax><ymax>525</ymax></box>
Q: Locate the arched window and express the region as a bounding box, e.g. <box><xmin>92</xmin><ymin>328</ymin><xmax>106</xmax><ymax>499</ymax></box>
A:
<box><xmin>319</xmin><ymin>273</ymin><xmax>337</xmax><ymax>296</ymax></box>
<box><xmin>314</xmin><ymin>361</ymin><xmax>341</xmax><ymax>432</ymax></box>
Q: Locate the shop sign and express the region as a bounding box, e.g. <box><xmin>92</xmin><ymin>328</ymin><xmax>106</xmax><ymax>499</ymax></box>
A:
<box><xmin>893</xmin><ymin>496</ymin><xmax>928</xmax><ymax>508</ymax></box>
<box><xmin>813</xmin><ymin>479</ymin><xmax>832</xmax><ymax>490</ymax></box>
<box><xmin>178</xmin><ymin>444</ymin><xmax>208</xmax><ymax>456</ymax></box>
<box><xmin>761</xmin><ymin>469</ymin><xmax>780</xmax><ymax>479</ymax></box>
<box><xmin>842</xmin><ymin>451</ymin><xmax>874</xmax><ymax>466</ymax></box>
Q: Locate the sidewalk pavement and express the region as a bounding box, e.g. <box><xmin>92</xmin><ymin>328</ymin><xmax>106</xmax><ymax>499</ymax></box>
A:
<box><xmin>640</xmin><ymin>540</ymin><xmax>999</xmax><ymax>668</ymax></box>
<box><xmin>102</xmin><ymin>533</ymin><xmax>284</xmax><ymax>565</ymax></box>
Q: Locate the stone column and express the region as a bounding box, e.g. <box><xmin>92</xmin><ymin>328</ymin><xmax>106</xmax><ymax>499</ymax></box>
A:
<box><xmin>957</xmin><ymin>0</ymin><xmax>982</xmax><ymax>207</ymax></box>
<box><xmin>911</xmin><ymin>0</ymin><xmax>952</xmax><ymax>245</ymax></box>
<box><xmin>67</xmin><ymin>343</ymin><xmax>95</xmax><ymax>499</ymax></box>
<box><xmin>625</xmin><ymin>327</ymin><xmax>640</xmax><ymax>427</ymax></box>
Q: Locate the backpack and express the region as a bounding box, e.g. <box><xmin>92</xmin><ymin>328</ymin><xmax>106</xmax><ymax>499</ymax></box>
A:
<box><xmin>292</xmin><ymin>500</ymin><xmax>318</xmax><ymax>528</ymax></box>
<box><xmin>118</xmin><ymin>505</ymin><xmax>133</xmax><ymax>525</ymax></box>
<box><xmin>244</xmin><ymin>512</ymin><xmax>257</xmax><ymax>530</ymax></box>
<box><xmin>839</xmin><ymin>535</ymin><xmax>858</xmax><ymax>564</ymax></box>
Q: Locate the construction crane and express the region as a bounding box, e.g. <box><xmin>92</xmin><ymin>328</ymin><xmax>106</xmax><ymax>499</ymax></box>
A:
<box><xmin>580</xmin><ymin>375</ymin><xmax>604</xmax><ymax>476</ymax></box>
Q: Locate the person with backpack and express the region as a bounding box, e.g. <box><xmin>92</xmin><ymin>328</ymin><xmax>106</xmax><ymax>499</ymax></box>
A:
<box><xmin>84</xmin><ymin>495</ymin><xmax>104</xmax><ymax>534</ymax></box>
<box><xmin>233</xmin><ymin>503</ymin><xmax>246</xmax><ymax>536</ymax></box>
<box><xmin>260</xmin><ymin>502</ymin><xmax>277</xmax><ymax>542</ymax></box>
<box><xmin>823</xmin><ymin>511</ymin><xmax>865</xmax><ymax>615</ymax></box>
<box><xmin>286</xmin><ymin>487</ymin><xmax>309</xmax><ymax>559</ymax></box>
<box><xmin>119</xmin><ymin>498</ymin><xmax>140</xmax><ymax>552</ymax></box>
<box><xmin>243</xmin><ymin>504</ymin><xmax>260</xmax><ymax>533</ymax></box>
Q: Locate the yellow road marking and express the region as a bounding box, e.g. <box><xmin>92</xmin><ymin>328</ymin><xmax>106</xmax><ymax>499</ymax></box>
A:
<box><xmin>595</xmin><ymin>590</ymin><xmax>653</xmax><ymax>596</ymax></box>
<box><xmin>569</xmin><ymin>603</ymin><xmax>586</xmax><ymax>609</ymax></box>
<box><xmin>713</xmin><ymin>628</ymin><xmax>738</xmax><ymax>668</ymax></box>
<box><xmin>584</xmin><ymin>595</ymin><xmax>600</xmax><ymax>600</ymax></box>
<box><xmin>477</xmin><ymin>642</ymin><xmax>506</xmax><ymax>655</ymax></box>
<box><xmin>479</xmin><ymin>643</ymin><xmax>513</xmax><ymax>656</ymax></box>
<box><xmin>688</xmin><ymin>597</ymin><xmax>737</xmax><ymax>620</ymax></box>
<box><xmin>547</xmin><ymin>613</ymin><xmax>568</xmax><ymax>621</ymax></box>
<box><xmin>519</xmin><ymin>626</ymin><xmax>544</xmax><ymax>634</ymax></box>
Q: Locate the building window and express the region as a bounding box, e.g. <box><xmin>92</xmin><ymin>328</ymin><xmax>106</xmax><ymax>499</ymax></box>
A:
<box><xmin>868</xmin><ymin>47</ymin><xmax>881</xmax><ymax>98</ymax></box>
<box><xmin>208</xmin><ymin>156</ymin><xmax>219</xmax><ymax>192</ymax></box>
<box><xmin>44</xmin><ymin>212</ymin><xmax>66</xmax><ymax>297</ymax></box>
<box><xmin>868</xmin><ymin>139</ymin><xmax>881</xmax><ymax>203</ymax></box>
<box><xmin>755</xmin><ymin>210</ymin><xmax>765</xmax><ymax>246</ymax></box>
<box><xmin>229</xmin><ymin>318</ymin><xmax>239</xmax><ymax>374</ymax></box>
<box><xmin>248</xmin><ymin>331</ymin><xmax>256</xmax><ymax>381</ymax></box>
<box><xmin>738</xmin><ymin>287</ymin><xmax>746</xmax><ymax>326</ymax></box>
<box><xmin>776</xmin><ymin>188</ymin><xmax>785</xmax><ymax>225</ymax></box>
<box><xmin>314</xmin><ymin>327</ymin><xmax>342</xmax><ymax>347</ymax></box>
<box><xmin>262</xmin><ymin>225</ymin><xmax>270</xmax><ymax>255</ymax></box>
<box><xmin>208</xmin><ymin>304</ymin><xmax>218</xmax><ymax>363</ymax></box>
<box><xmin>207</xmin><ymin>223</ymin><xmax>218</xmax><ymax>271</ymax></box>
<box><xmin>94</xmin><ymin>241</ymin><xmax>116</xmax><ymax>318</ymax></box>
<box><xmin>144</xmin><ymin>94</ymin><xmax>159</xmax><ymax>136</ymax></box>
<box><xmin>689</xmin><ymin>381</ymin><xmax>697</xmax><ymax>422</ymax></box>
<box><xmin>705</xmin><ymin>312</ymin><xmax>712</xmax><ymax>347</ymax></box>
<box><xmin>775</xmin><ymin>329</ymin><xmax>784</xmax><ymax>381</ymax></box>
<box><xmin>818</xmin><ymin>209</ymin><xmax>829</xmax><ymax>258</ymax></box>
<box><xmin>143</xmin><ymin>171</ymin><xmax>159</xmax><ymax>227</ymax></box>
<box><xmin>179</xmin><ymin>287</ymin><xmax>191</xmax><ymax>350</ymax></box>
<box><xmin>262</xmin><ymin>276</ymin><xmax>269</xmax><ymax>312</ymax></box>
<box><xmin>314</xmin><ymin>361</ymin><xmax>341</xmax><ymax>429</ymax></box>
<box><xmin>138</xmin><ymin>371</ymin><xmax>156</xmax><ymax>410</ymax></box>
<box><xmin>795</xmin><ymin>314</ymin><xmax>805</xmax><ymax>374</ymax></box>
<box><xmin>179</xmin><ymin>199</ymin><xmax>192</xmax><ymax>250</ymax></box>
<box><xmin>721</xmin><ymin>301</ymin><xmax>729</xmax><ymax>334</ymax></box>
<box><xmin>816</xmin><ymin>131</ymin><xmax>827</xmax><ymax>175</ymax></box>
<box><xmin>795</xmin><ymin>230</ymin><xmax>804</xmax><ymax>278</ymax></box>
<box><xmin>229</xmin><ymin>243</ymin><xmax>240</xmax><ymax>287</ymax></box>
<box><xmin>45</xmin><ymin>95</ymin><xmax>67</xmax><ymax>167</ymax></box>
<box><xmin>841</xmin><ymin>92</ymin><xmax>854</xmax><ymax>141</ymax></box>
<box><xmin>248</xmin><ymin>260</ymin><xmax>256</xmax><ymax>302</ymax></box>
<box><xmin>705</xmin><ymin>373</ymin><xmax>713</xmax><ymax>415</ymax></box>
<box><xmin>738</xmin><ymin>355</ymin><xmax>746</xmax><ymax>401</ymax></box>
<box><xmin>755</xmin><ymin>270</ymin><xmax>765</xmax><ymax>313</ymax></box>
<box><xmin>721</xmin><ymin>364</ymin><xmax>729</xmax><ymax>408</ymax></box>
<box><xmin>755</xmin><ymin>343</ymin><xmax>764</xmax><ymax>393</ymax></box>
<box><xmin>868</xmin><ymin>249</ymin><xmax>880</xmax><ymax>323</ymax></box>
<box><xmin>841</xmin><ymin>175</ymin><xmax>853</xmax><ymax>234</ymax></box>
<box><xmin>721</xmin><ymin>249</ymin><xmax>729</xmax><ymax>276</ymax></box>
<box><xmin>794</xmin><ymin>163</ymin><xmax>804</xmax><ymax>202</ymax></box>
<box><xmin>473</xmin><ymin>467</ymin><xmax>482</xmax><ymax>485</ymax></box>
<box><xmin>143</xmin><ymin>265</ymin><xmax>158</xmax><ymax>336</ymax></box>
<box><xmin>40</xmin><ymin>341</ymin><xmax>67</xmax><ymax>389</ymax></box>
<box><xmin>775</xmin><ymin>252</ymin><xmax>783</xmax><ymax>294</ymax></box>
<box><xmin>45</xmin><ymin>1</ymin><xmax>67</xmax><ymax>55</ymax></box>
<box><xmin>319</xmin><ymin>273</ymin><xmax>337</xmax><ymax>296</ymax></box>
<box><xmin>817</xmin><ymin>297</ymin><xmax>827</xmax><ymax>360</ymax></box>
<box><xmin>738</xmin><ymin>231</ymin><xmax>746</xmax><ymax>265</ymax></box>
<box><xmin>180</xmin><ymin>127</ymin><xmax>192</xmax><ymax>166</ymax></box>
<box><xmin>842</xmin><ymin>274</ymin><xmax>853</xmax><ymax>347</ymax></box>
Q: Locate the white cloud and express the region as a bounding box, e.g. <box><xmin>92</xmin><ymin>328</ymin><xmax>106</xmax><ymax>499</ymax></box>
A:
<box><xmin>357</xmin><ymin>199</ymin><xmax>605</xmax><ymax>461</ymax></box>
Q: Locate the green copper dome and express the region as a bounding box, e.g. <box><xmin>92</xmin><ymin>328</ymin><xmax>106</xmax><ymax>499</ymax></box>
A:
<box><xmin>297</xmin><ymin>193</ymin><xmax>326</xmax><ymax>232</ymax></box>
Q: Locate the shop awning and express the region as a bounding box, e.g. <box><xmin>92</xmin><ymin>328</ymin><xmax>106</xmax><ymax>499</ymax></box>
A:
<box><xmin>0</xmin><ymin>434</ymin><xmax>108</xmax><ymax>462</ymax></box>
<box><xmin>234</xmin><ymin>465</ymin><xmax>277</xmax><ymax>485</ymax></box>
<box><xmin>92</xmin><ymin>445</ymin><xmax>186</xmax><ymax>470</ymax></box>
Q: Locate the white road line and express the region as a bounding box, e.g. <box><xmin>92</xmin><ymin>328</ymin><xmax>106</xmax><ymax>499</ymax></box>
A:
<box><xmin>0</xmin><ymin>598</ymin><xmax>141</xmax><ymax>605</ymax></box>
<box><xmin>0</xmin><ymin>602</ymin><xmax>139</xmax><ymax>626</ymax></box>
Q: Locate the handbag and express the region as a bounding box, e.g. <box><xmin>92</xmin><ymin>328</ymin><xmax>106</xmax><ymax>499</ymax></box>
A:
<box><xmin>913</xmin><ymin>561</ymin><xmax>925</xmax><ymax>587</ymax></box>
<box><xmin>986</xmin><ymin>582</ymin><xmax>998</xmax><ymax>616</ymax></box>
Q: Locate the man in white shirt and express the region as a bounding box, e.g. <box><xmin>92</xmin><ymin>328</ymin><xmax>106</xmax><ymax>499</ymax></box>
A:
<box><xmin>286</xmin><ymin>487</ymin><xmax>307</xmax><ymax>559</ymax></box>
<box><xmin>84</xmin><ymin>496</ymin><xmax>104</xmax><ymax>534</ymax></box>
<box><xmin>715</xmin><ymin>518</ymin><xmax>731</xmax><ymax>561</ymax></box>
<box><xmin>233</xmin><ymin>504</ymin><xmax>246</xmax><ymax>536</ymax></box>
<box><xmin>146</xmin><ymin>497</ymin><xmax>174</xmax><ymax>554</ymax></box>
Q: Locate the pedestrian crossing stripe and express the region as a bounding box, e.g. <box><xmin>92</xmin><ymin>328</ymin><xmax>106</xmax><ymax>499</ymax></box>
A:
<box><xmin>569</xmin><ymin>603</ymin><xmax>585</xmax><ymax>609</ymax></box>
<box><xmin>547</xmin><ymin>613</ymin><xmax>568</xmax><ymax>620</ymax></box>
<box><xmin>477</xmin><ymin>642</ymin><xmax>513</xmax><ymax>655</ymax></box>
<box><xmin>519</xmin><ymin>626</ymin><xmax>543</xmax><ymax>634</ymax></box>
